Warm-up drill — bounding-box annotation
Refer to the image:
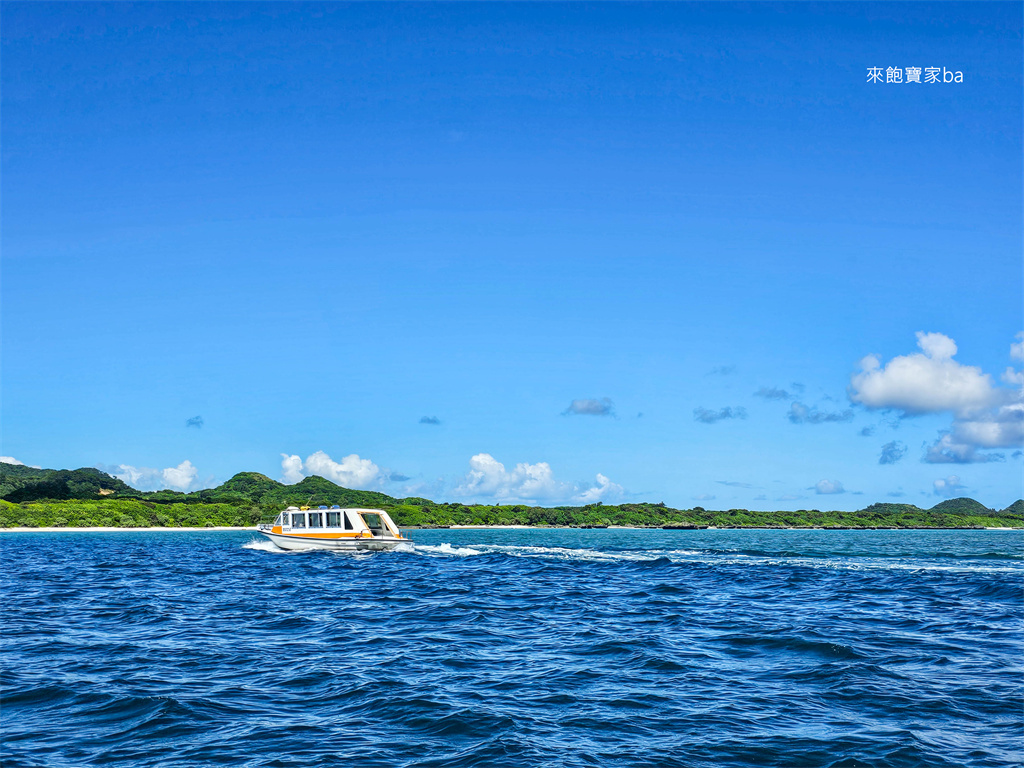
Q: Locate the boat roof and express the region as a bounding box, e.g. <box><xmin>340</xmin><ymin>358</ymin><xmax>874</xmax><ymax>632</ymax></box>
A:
<box><xmin>283</xmin><ymin>506</ymin><xmax>387</xmax><ymax>512</ymax></box>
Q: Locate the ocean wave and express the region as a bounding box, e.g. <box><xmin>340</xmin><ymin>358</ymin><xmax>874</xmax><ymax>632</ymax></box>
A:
<box><xmin>3</xmin><ymin>528</ymin><xmax>1020</xmax><ymax>768</ymax></box>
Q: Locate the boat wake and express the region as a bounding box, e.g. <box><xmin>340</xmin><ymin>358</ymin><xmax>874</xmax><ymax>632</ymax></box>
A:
<box><xmin>411</xmin><ymin>542</ymin><xmax>483</xmax><ymax>557</ymax></box>
<box><xmin>242</xmin><ymin>535</ymin><xmax>1019</xmax><ymax>574</ymax></box>
<box><xmin>242</xmin><ymin>538</ymin><xmax>291</xmax><ymax>553</ymax></box>
<box><xmin>400</xmin><ymin>542</ymin><xmax>1019</xmax><ymax>573</ymax></box>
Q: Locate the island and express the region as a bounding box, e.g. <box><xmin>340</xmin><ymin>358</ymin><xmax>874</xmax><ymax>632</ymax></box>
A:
<box><xmin>1</xmin><ymin>464</ymin><xmax>1020</xmax><ymax>531</ymax></box>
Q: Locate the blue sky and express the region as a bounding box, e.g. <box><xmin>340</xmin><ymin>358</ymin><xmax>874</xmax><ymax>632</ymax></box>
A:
<box><xmin>3</xmin><ymin>2</ymin><xmax>1022</xmax><ymax>509</ymax></box>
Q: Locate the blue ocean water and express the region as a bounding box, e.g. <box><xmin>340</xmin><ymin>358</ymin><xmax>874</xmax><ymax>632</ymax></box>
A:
<box><xmin>1</xmin><ymin>529</ymin><xmax>1021</xmax><ymax>768</ymax></box>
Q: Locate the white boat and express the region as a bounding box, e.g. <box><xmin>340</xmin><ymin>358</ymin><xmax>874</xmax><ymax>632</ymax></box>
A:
<box><xmin>257</xmin><ymin>506</ymin><xmax>407</xmax><ymax>551</ymax></box>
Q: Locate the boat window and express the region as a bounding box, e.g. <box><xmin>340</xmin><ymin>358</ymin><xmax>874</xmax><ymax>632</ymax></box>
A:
<box><xmin>291</xmin><ymin>513</ymin><xmax>306</xmax><ymax>529</ymax></box>
<box><xmin>274</xmin><ymin>513</ymin><xmax>284</xmax><ymax>526</ymax></box>
<box><xmin>362</xmin><ymin>513</ymin><xmax>384</xmax><ymax>535</ymax></box>
<box><xmin>309</xmin><ymin>512</ymin><xmax>323</xmax><ymax>528</ymax></box>
<box><xmin>344</xmin><ymin>514</ymin><xmax>353</xmax><ymax>530</ymax></box>
<box><xmin>326</xmin><ymin>512</ymin><xmax>342</xmax><ymax>527</ymax></box>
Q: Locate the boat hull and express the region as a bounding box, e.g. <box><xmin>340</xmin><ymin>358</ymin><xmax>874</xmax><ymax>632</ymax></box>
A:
<box><xmin>258</xmin><ymin>530</ymin><xmax>404</xmax><ymax>552</ymax></box>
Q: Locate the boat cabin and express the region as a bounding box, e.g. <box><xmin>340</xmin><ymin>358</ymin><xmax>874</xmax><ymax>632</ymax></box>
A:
<box><xmin>270</xmin><ymin>506</ymin><xmax>402</xmax><ymax>539</ymax></box>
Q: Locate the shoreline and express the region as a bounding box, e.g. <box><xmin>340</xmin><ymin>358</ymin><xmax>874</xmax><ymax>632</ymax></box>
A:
<box><xmin>0</xmin><ymin>525</ymin><xmax>1019</xmax><ymax>533</ymax></box>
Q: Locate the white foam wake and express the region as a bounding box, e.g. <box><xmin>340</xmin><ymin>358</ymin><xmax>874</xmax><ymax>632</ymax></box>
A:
<box><xmin>412</xmin><ymin>543</ymin><xmax>483</xmax><ymax>557</ymax></box>
<box><xmin>243</xmin><ymin>537</ymin><xmax>1019</xmax><ymax>573</ymax></box>
<box><xmin>408</xmin><ymin>543</ymin><xmax>668</xmax><ymax>562</ymax></box>
<box><xmin>243</xmin><ymin>538</ymin><xmax>285</xmax><ymax>552</ymax></box>
<box><xmin>477</xmin><ymin>544</ymin><xmax>659</xmax><ymax>562</ymax></box>
<box><xmin>241</xmin><ymin>538</ymin><xmax>317</xmax><ymax>553</ymax></box>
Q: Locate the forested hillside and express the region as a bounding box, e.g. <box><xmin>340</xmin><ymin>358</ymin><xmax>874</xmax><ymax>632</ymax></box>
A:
<box><xmin>1</xmin><ymin>464</ymin><xmax>1021</xmax><ymax>529</ymax></box>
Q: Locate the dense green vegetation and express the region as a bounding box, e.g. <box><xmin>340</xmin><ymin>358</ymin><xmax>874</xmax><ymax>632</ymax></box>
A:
<box><xmin>0</xmin><ymin>498</ymin><xmax>257</xmax><ymax>529</ymax></box>
<box><xmin>0</xmin><ymin>466</ymin><xmax>132</xmax><ymax>502</ymax></box>
<box><xmin>1</xmin><ymin>464</ymin><xmax>1021</xmax><ymax>529</ymax></box>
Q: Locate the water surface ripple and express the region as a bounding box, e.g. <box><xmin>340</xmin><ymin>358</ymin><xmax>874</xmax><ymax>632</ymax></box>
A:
<box><xmin>2</xmin><ymin>529</ymin><xmax>1021</xmax><ymax>767</ymax></box>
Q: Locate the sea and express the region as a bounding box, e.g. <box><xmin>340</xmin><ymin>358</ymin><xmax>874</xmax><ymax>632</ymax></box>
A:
<box><xmin>1</xmin><ymin>528</ymin><xmax>1021</xmax><ymax>768</ymax></box>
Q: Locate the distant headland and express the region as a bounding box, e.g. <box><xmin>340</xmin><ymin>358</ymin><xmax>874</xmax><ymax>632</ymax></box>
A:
<box><xmin>1</xmin><ymin>464</ymin><xmax>1021</xmax><ymax>530</ymax></box>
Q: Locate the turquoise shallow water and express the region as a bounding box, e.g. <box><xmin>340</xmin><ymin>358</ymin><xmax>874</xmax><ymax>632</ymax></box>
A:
<box><xmin>1</xmin><ymin>528</ymin><xmax>1021</xmax><ymax>767</ymax></box>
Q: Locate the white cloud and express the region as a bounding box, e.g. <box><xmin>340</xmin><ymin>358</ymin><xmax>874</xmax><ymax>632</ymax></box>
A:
<box><xmin>879</xmin><ymin>441</ymin><xmax>908</xmax><ymax>465</ymax></box>
<box><xmin>0</xmin><ymin>456</ymin><xmax>41</xmax><ymax>468</ymax></box>
<box><xmin>920</xmin><ymin>400</ymin><xmax>1022</xmax><ymax>464</ymax></box>
<box><xmin>916</xmin><ymin>331</ymin><xmax>958</xmax><ymax>360</ymax></box>
<box><xmin>950</xmin><ymin>401</ymin><xmax>1023</xmax><ymax>449</ymax></box>
<box><xmin>573</xmin><ymin>473</ymin><xmax>624</xmax><ymax>504</ymax></box>
<box><xmin>1002</xmin><ymin>367</ymin><xmax>1024</xmax><ymax>386</ymax></box>
<box><xmin>563</xmin><ymin>398</ymin><xmax>615</xmax><ymax>417</ymax></box>
<box><xmin>456</xmin><ymin>453</ymin><xmax>516</xmax><ymax>497</ymax></box>
<box><xmin>1011</xmin><ymin>332</ymin><xmax>1024</xmax><ymax>363</ymax></box>
<box><xmin>788</xmin><ymin>402</ymin><xmax>853</xmax><ymax>424</ymax></box>
<box><xmin>162</xmin><ymin>461</ymin><xmax>199</xmax><ymax>490</ymax></box>
<box><xmin>454</xmin><ymin>453</ymin><xmax>622</xmax><ymax>505</ymax></box>
<box><xmin>113</xmin><ymin>460</ymin><xmax>198</xmax><ymax>491</ymax></box>
<box><xmin>456</xmin><ymin>453</ymin><xmax>564</xmax><ymax>501</ymax></box>
<box><xmin>279</xmin><ymin>451</ymin><xmax>381</xmax><ymax>489</ymax></box>
<box><xmin>923</xmin><ymin>431</ymin><xmax>1008</xmax><ymax>465</ymax></box>
<box><xmin>754</xmin><ymin>387</ymin><xmax>791</xmax><ymax>400</ymax></box>
<box><xmin>1004</xmin><ymin>332</ymin><xmax>1024</xmax><ymax>387</ymax></box>
<box><xmin>933</xmin><ymin>475</ymin><xmax>965</xmax><ymax>498</ymax></box>
<box><xmin>814</xmin><ymin>479</ymin><xmax>845</xmax><ymax>495</ymax></box>
<box><xmin>852</xmin><ymin>332</ymin><xmax>1023</xmax><ymax>462</ymax></box>
<box><xmin>694</xmin><ymin>406</ymin><xmax>747</xmax><ymax>423</ymax></box>
<box><xmin>280</xmin><ymin>454</ymin><xmax>305</xmax><ymax>484</ymax></box>
<box><xmin>850</xmin><ymin>332</ymin><xmax>995</xmax><ymax>416</ymax></box>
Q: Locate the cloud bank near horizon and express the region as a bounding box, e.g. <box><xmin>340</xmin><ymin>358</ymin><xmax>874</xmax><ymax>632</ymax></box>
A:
<box><xmin>849</xmin><ymin>331</ymin><xmax>1024</xmax><ymax>464</ymax></box>
<box><xmin>280</xmin><ymin>451</ymin><xmax>382</xmax><ymax>489</ymax></box>
<box><xmin>275</xmin><ymin>450</ymin><xmax>625</xmax><ymax>506</ymax></box>
<box><xmin>111</xmin><ymin>460</ymin><xmax>199</xmax><ymax>492</ymax></box>
<box><xmin>454</xmin><ymin>453</ymin><xmax>623</xmax><ymax>505</ymax></box>
<box><xmin>1</xmin><ymin>456</ymin><xmax>41</xmax><ymax>468</ymax></box>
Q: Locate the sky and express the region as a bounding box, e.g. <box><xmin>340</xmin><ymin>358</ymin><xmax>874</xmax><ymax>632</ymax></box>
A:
<box><xmin>2</xmin><ymin>2</ymin><xmax>1022</xmax><ymax>510</ymax></box>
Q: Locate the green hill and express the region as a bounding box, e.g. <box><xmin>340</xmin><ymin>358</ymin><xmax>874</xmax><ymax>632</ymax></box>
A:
<box><xmin>1000</xmin><ymin>499</ymin><xmax>1024</xmax><ymax>515</ymax></box>
<box><xmin>0</xmin><ymin>463</ymin><xmax>51</xmax><ymax>497</ymax></box>
<box><xmin>0</xmin><ymin>465</ymin><xmax>133</xmax><ymax>503</ymax></box>
<box><xmin>859</xmin><ymin>502</ymin><xmax>924</xmax><ymax>516</ymax></box>
<box><xmin>259</xmin><ymin>475</ymin><xmax>397</xmax><ymax>508</ymax></box>
<box><xmin>205</xmin><ymin>471</ymin><xmax>281</xmax><ymax>502</ymax></box>
<box><xmin>0</xmin><ymin>465</ymin><xmax>399</xmax><ymax>509</ymax></box>
<box><xmin>929</xmin><ymin>497</ymin><xmax>994</xmax><ymax>515</ymax></box>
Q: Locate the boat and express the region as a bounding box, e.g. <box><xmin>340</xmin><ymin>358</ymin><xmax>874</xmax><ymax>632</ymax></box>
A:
<box><xmin>256</xmin><ymin>505</ymin><xmax>407</xmax><ymax>551</ymax></box>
